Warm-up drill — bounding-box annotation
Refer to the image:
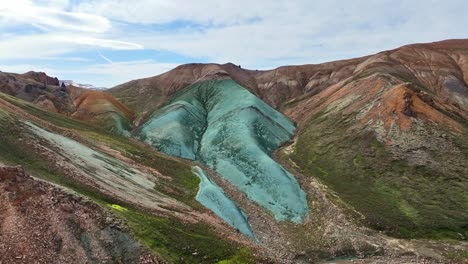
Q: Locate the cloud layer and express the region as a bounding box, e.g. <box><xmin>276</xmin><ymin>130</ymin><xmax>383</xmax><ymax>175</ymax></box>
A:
<box><xmin>0</xmin><ymin>0</ymin><xmax>467</xmax><ymax>87</ymax></box>
<box><xmin>0</xmin><ymin>0</ymin><xmax>110</xmax><ymax>32</ymax></box>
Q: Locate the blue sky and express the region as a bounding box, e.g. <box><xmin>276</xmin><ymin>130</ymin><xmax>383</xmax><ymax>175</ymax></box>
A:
<box><xmin>0</xmin><ymin>0</ymin><xmax>467</xmax><ymax>87</ymax></box>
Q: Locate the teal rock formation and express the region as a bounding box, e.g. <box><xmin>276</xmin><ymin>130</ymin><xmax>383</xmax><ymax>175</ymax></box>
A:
<box><xmin>192</xmin><ymin>166</ymin><xmax>256</xmax><ymax>239</ymax></box>
<box><xmin>137</xmin><ymin>100</ymin><xmax>204</xmax><ymax>159</ymax></box>
<box><xmin>136</xmin><ymin>79</ymin><xmax>308</xmax><ymax>224</ymax></box>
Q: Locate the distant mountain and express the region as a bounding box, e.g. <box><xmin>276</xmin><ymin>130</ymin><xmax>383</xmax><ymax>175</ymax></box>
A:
<box><xmin>0</xmin><ymin>70</ymin><xmax>75</xmax><ymax>113</ymax></box>
<box><xmin>60</xmin><ymin>79</ymin><xmax>107</xmax><ymax>90</ymax></box>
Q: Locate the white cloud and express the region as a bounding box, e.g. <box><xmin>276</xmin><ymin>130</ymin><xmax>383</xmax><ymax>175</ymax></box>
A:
<box><xmin>40</xmin><ymin>56</ymin><xmax>91</xmax><ymax>62</ymax></box>
<box><xmin>35</xmin><ymin>0</ymin><xmax>70</xmax><ymax>10</ymax></box>
<box><xmin>57</xmin><ymin>36</ymin><xmax>144</xmax><ymax>50</ymax></box>
<box><xmin>0</xmin><ymin>0</ymin><xmax>110</xmax><ymax>32</ymax></box>
<box><xmin>73</xmin><ymin>0</ymin><xmax>468</xmax><ymax>68</ymax></box>
<box><xmin>0</xmin><ymin>34</ymin><xmax>74</xmax><ymax>59</ymax></box>
<box><xmin>0</xmin><ymin>0</ymin><xmax>142</xmax><ymax>61</ymax></box>
<box><xmin>0</xmin><ymin>34</ymin><xmax>143</xmax><ymax>60</ymax></box>
<box><xmin>75</xmin><ymin>0</ymin><xmax>269</xmax><ymax>25</ymax></box>
<box><xmin>2</xmin><ymin>0</ymin><xmax>468</xmax><ymax>87</ymax></box>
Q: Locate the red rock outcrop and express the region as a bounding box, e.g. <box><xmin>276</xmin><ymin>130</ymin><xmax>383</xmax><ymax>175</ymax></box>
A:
<box><xmin>0</xmin><ymin>71</ymin><xmax>75</xmax><ymax>114</ymax></box>
<box><xmin>0</xmin><ymin>166</ymin><xmax>159</xmax><ymax>264</ymax></box>
<box><xmin>20</xmin><ymin>71</ymin><xmax>60</xmax><ymax>86</ymax></box>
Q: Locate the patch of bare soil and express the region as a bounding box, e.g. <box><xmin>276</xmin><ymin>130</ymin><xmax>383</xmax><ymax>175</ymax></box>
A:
<box><xmin>0</xmin><ymin>166</ymin><xmax>160</xmax><ymax>264</ymax></box>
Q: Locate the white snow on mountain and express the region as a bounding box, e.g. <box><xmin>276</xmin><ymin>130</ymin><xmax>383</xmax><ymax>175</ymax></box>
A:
<box><xmin>60</xmin><ymin>80</ymin><xmax>107</xmax><ymax>90</ymax></box>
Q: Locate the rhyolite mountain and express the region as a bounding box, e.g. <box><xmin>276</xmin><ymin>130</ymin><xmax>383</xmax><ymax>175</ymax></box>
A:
<box><xmin>0</xmin><ymin>39</ymin><xmax>467</xmax><ymax>264</ymax></box>
<box><xmin>0</xmin><ymin>70</ymin><xmax>75</xmax><ymax>113</ymax></box>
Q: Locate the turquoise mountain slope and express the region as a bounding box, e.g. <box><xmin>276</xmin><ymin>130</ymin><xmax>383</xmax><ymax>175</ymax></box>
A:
<box><xmin>192</xmin><ymin>166</ymin><xmax>256</xmax><ymax>239</ymax></box>
<box><xmin>136</xmin><ymin>79</ymin><xmax>308</xmax><ymax>227</ymax></box>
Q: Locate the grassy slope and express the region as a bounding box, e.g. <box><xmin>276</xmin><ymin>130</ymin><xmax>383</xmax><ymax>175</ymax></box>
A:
<box><xmin>0</xmin><ymin>92</ymin><xmax>254</xmax><ymax>264</ymax></box>
<box><xmin>287</xmin><ymin>108</ymin><xmax>468</xmax><ymax>239</ymax></box>
<box><xmin>73</xmin><ymin>91</ymin><xmax>136</xmax><ymax>136</ymax></box>
<box><xmin>109</xmin><ymin>204</ymin><xmax>253</xmax><ymax>264</ymax></box>
<box><xmin>107</xmin><ymin>79</ymin><xmax>164</xmax><ymax>121</ymax></box>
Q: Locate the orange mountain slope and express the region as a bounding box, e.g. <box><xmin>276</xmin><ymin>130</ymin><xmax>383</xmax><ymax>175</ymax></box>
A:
<box><xmin>72</xmin><ymin>91</ymin><xmax>135</xmax><ymax>135</ymax></box>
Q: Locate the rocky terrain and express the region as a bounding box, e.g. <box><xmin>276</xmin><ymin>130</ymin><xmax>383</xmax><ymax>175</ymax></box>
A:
<box><xmin>0</xmin><ymin>39</ymin><xmax>467</xmax><ymax>263</ymax></box>
<box><xmin>0</xmin><ymin>166</ymin><xmax>159</xmax><ymax>264</ymax></box>
<box><xmin>0</xmin><ymin>71</ymin><xmax>75</xmax><ymax>113</ymax></box>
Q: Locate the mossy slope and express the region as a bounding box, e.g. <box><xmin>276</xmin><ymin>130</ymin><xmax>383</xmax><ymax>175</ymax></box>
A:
<box><xmin>287</xmin><ymin>77</ymin><xmax>468</xmax><ymax>239</ymax></box>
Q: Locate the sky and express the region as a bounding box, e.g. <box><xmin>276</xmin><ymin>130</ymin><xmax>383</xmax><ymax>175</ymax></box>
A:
<box><xmin>0</xmin><ymin>0</ymin><xmax>467</xmax><ymax>87</ymax></box>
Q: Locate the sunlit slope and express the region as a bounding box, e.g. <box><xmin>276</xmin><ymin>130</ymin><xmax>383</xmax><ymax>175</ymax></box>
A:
<box><xmin>136</xmin><ymin>79</ymin><xmax>308</xmax><ymax>223</ymax></box>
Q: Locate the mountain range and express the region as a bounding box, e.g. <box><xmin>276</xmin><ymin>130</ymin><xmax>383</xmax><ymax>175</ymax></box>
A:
<box><xmin>0</xmin><ymin>39</ymin><xmax>467</xmax><ymax>264</ymax></box>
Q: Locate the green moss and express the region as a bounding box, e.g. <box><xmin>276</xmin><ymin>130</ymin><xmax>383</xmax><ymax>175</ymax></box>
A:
<box><xmin>108</xmin><ymin>204</ymin><xmax>254</xmax><ymax>264</ymax></box>
<box><xmin>217</xmin><ymin>248</ymin><xmax>255</xmax><ymax>264</ymax></box>
<box><xmin>80</xmin><ymin>129</ymin><xmax>200</xmax><ymax>207</ymax></box>
<box><xmin>106</xmin><ymin>80</ymin><xmax>164</xmax><ymax>119</ymax></box>
<box><xmin>110</xmin><ymin>204</ymin><xmax>129</xmax><ymax>212</ymax></box>
<box><xmin>316</xmin><ymin>167</ymin><xmax>329</xmax><ymax>177</ymax></box>
<box><xmin>446</xmin><ymin>250</ymin><xmax>468</xmax><ymax>263</ymax></box>
<box><xmin>288</xmin><ymin>110</ymin><xmax>468</xmax><ymax>239</ymax></box>
<box><xmin>397</xmin><ymin>200</ymin><xmax>419</xmax><ymax>220</ymax></box>
<box><xmin>0</xmin><ymin>123</ymin><xmax>121</xmax><ymax>205</ymax></box>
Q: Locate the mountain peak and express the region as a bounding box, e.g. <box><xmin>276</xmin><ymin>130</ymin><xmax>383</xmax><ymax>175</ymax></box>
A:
<box><xmin>21</xmin><ymin>71</ymin><xmax>59</xmax><ymax>86</ymax></box>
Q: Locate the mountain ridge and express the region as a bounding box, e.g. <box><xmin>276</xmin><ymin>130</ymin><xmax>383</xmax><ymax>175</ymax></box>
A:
<box><xmin>108</xmin><ymin>39</ymin><xmax>468</xmax><ymax>123</ymax></box>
